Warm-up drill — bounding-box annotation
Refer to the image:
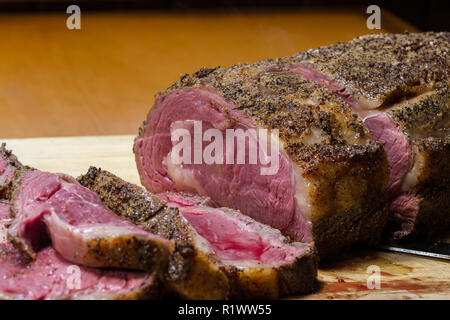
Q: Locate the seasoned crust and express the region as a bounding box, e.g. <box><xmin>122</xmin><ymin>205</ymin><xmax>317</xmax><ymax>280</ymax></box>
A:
<box><xmin>78</xmin><ymin>167</ymin><xmax>318</xmax><ymax>299</ymax></box>
<box><xmin>157</xmin><ymin>32</ymin><xmax>448</xmax><ymax>147</ymax></box>
<box><xmin>0</xmin><ymin>143</ymin><xmax>22</xmax><ymax>170</ymax></box>
<box><xmin>289</xmin><ymin>32</ymin><xmax>449</xmax><ymax>107</ymax></box>
<box><xmin>290</xmin><ymin>143</ymin><xmax>390</xmax><ymax>257</ymax></box>
<box><xmin>78</xmin><ymin>166</ymin><xmax>166</xmax><ymax>223</ymax></box>
<box><xmin>387</xmin><ymin>85</ymin><xmax>449</xmax><ymax>140</ymax></box>
<box><xmin>80</xmin><ymin>234</ymin><xmax>170</xmax><ymax>273</ymax></box>
<box><xmin>221</xmin><ymin>245</ymin><xmax>318</xmax><ymax>299</ymax></box>
<box><xmin>0</xmin><ymin>143</ymin><xmax>23</xmax><ymax>198</ymax></box>
<box><xmin>159</xmin><ymin>54</ymin><xmax>371</xmax><ymax>149</ymax></box>
<box><xmin>412</xmin><ymin>136</ymin><xmax>450</xmax><ymax>190</ymax></box>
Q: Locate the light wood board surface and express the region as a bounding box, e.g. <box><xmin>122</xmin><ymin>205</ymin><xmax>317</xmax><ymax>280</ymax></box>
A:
<box><xmin>0</xmin><ymin>8</ymin><xmax>418</xmax><ymax>139</ymax></box>
<box><xmin>2</xmin><ymin>135</ymin><xmax>449</xmax><ymax>300</ymax></box>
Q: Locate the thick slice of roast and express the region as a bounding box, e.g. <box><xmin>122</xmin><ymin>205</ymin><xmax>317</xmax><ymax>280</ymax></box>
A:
<box><xmin>7</xmin><ymin>167</ymin><xmax>173</xmax><ymax>273</ymax></box>
<box><xmin>286</xmin><ymin>32</ymin><xmax>450</xmax><ymax>239</ymax></box>
<box><xmin>0</xmin><ymin>200</ymin><xmax>159</xmax><ymax>300</ymax></box>
<box><xmin>134</xmin><ymin>55</ymin><xmax>389</xmax><ymax>257</ymax></box>
<box><xmin>374</xmin><ymin>87</ymin><xmax>449</xmax><ymax>238</ymax></box>
<box><xmin>78</xmin><ymin>167</ymin><xmax>318</xmax><ymax>299</ymax></box>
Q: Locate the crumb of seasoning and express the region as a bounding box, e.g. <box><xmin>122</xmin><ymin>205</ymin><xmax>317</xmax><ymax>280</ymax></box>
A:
<box><xmin>337</xmin><ymin>277</ymin><xmax>345</xmax><ymax>283</ymax></box>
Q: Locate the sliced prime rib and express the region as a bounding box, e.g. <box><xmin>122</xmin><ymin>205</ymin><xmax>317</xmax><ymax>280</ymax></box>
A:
<box><xmin>0</xmin><ymin>200</ymin><xmax>159</xmax><ymax>300</ymax></box>
<box><xmin>78</xmin><ymin>167</ymin><xmax>318</xmax><ymax>299</ymax></box>
<box><xmin>286</xmin><ymin>32</ymin><xmax>449</xmax><ymax>239</ymax></box>
<box><xmin>7</xmin><ymin>166</ymin><xmax>174</xmax><ymax>273</ymax></box>
<box><xmin>376</xmin><ymin>86</ymin><xmax>449</xmax><ymax>238</ymax></box>
<box><xmin>134</xmin><ymin>50</ymin><xmax>390</xmax><ymax>258</ymax></box>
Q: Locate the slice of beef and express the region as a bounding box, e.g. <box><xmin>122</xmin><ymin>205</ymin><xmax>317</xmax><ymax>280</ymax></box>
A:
<box><xmin>376</xmin><ymin>87</ymin><xmax>449</xmax><ymax>238</ymax></box>
<box><xmin>0</xmin><ymin>200</ymin><xmax>159</xmax><ymax>300</ymax></box>
<box><xmin>285</xmin><ymin>32</ymin><xmax>449</xmax><ymax>239</ymax></box>
<box><xmin>78</xmin><ymin>167</ymin><xmax>225</xmax><ymax>300</ymax></box>
<box><xmin>7</xmin><ymin>167</ymin><xmax>173</xmax><ymax>273</ymax></box>
<box><xmin>134</xmin><ymin>54</ymin><xmax>389</xmax><ymax>258</ymax></box>
<box><xmin>78</xmin><ymin>167</ymin><xmax>318</xmax><ymax>299</ymax></box>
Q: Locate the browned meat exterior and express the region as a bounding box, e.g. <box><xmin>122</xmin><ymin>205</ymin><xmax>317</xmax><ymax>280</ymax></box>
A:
<box><xmin>135</xmin><ymin>46</ymin><xmax>390</xmax><ymax>258</ymax></box>
<box><xmin>78</xmin><ymin>167</ymin><xmax>318</xmax><ymax>299</ymax></box>
<box><xmin>286</xmin><ymin>32</ymin><xmax>449</xmax><ymax>109</ymax></box>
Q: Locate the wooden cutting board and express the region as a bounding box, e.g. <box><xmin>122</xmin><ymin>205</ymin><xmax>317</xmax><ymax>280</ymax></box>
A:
<box><xmin>3</xmin><ymin>135</ymin><xmax>449</xmax><ymax>300</ymax></box>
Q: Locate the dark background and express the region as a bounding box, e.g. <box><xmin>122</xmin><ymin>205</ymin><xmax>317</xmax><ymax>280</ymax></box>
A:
<box><xmin>0</xmin><ymin>0</ymin><xmax>448</xmax><ymax>32</ymax></box>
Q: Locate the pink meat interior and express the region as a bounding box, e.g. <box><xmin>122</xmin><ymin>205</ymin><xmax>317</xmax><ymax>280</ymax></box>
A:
<box><xmin>158</xmin><ymin>193</ymin><xmax>307</xmax><ymax>266</ymax></box>
<box><xmin>135</xmin><ymin>88</ymin><xmax>312</xmax><ymax>243</ymax></box>
<box><xmin>364</xmin><ymin>113</ymin><xmax>412</xmax><ymax>195</ymax></box>
<box><xmin>289</xmin><ymin>63</ymin><xmax>355</xmax><ymax>106</ymax></box>
<box><xmin>0</xmin><ymin>200</ymin><xmax>152</xmax><ymax>300</ymax></box>
<box><xmin>9</xmin><ymin>170</ymin><xmax>162</xmax><ymax>254</ymax></box>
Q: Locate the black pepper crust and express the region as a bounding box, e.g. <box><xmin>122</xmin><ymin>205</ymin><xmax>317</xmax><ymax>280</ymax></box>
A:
<box><xmin>0</xmin><ymin>143</ymin><xmax>22</xmax><ymax>170</ymax></box>
<box><xmin>156</xmin><ymin>32</ymin><xmax>449</xmax><ymax>147</ymax></box>
<box><xmin>387</xmin><ymin>84</ymin><xmax>449</xmax><ymax>140</ymax></box>
<box><xmin>413</xmin><ymin>136</ymin><xmax>450</xmax><ymax>189</ymax></box>
<box><xmin>78</xmin><ymin>167</ymin><xmax>318</xmax><ymax>299</ymax></box>
<box><xmin>82</xmin><ymin>234</ymin><xmax>170</xmax><ymax>274</ymax></box>
<box><xmin>78</xmin><ymin>166</ymin><xmax>167</xmax><ymax>223</ymax></box>
<box><xmin>288</xmin><ymin>32</ymin><xmax>449</xmax><ymax>106</ymax></box>
<box><xmin>0</xmin><ymin>143</ymin><xmax>23</xmax><ymax>198</ymax></box>
<box><xmin>159</xmin><ymin>59</ymin><xmax>371</xmax><ymax>148</ymax></box>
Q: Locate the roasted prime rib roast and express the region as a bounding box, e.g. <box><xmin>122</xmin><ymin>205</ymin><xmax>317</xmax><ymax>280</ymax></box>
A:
<box><xmin>78</xmin><ymin>167</ymin><xmax>318</xmax><ymax>299</ymax></box>
<box><xmin>135</xmin><ymin>32</ymin><xmax>449</xmax><ymax>252</ymax></box>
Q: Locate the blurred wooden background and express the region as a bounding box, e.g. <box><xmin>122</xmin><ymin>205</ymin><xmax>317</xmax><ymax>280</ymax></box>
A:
<box><xmin>0</xmin><ymin>6</ymin><xmax>420</xmax><ymax>138</ymax></box>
